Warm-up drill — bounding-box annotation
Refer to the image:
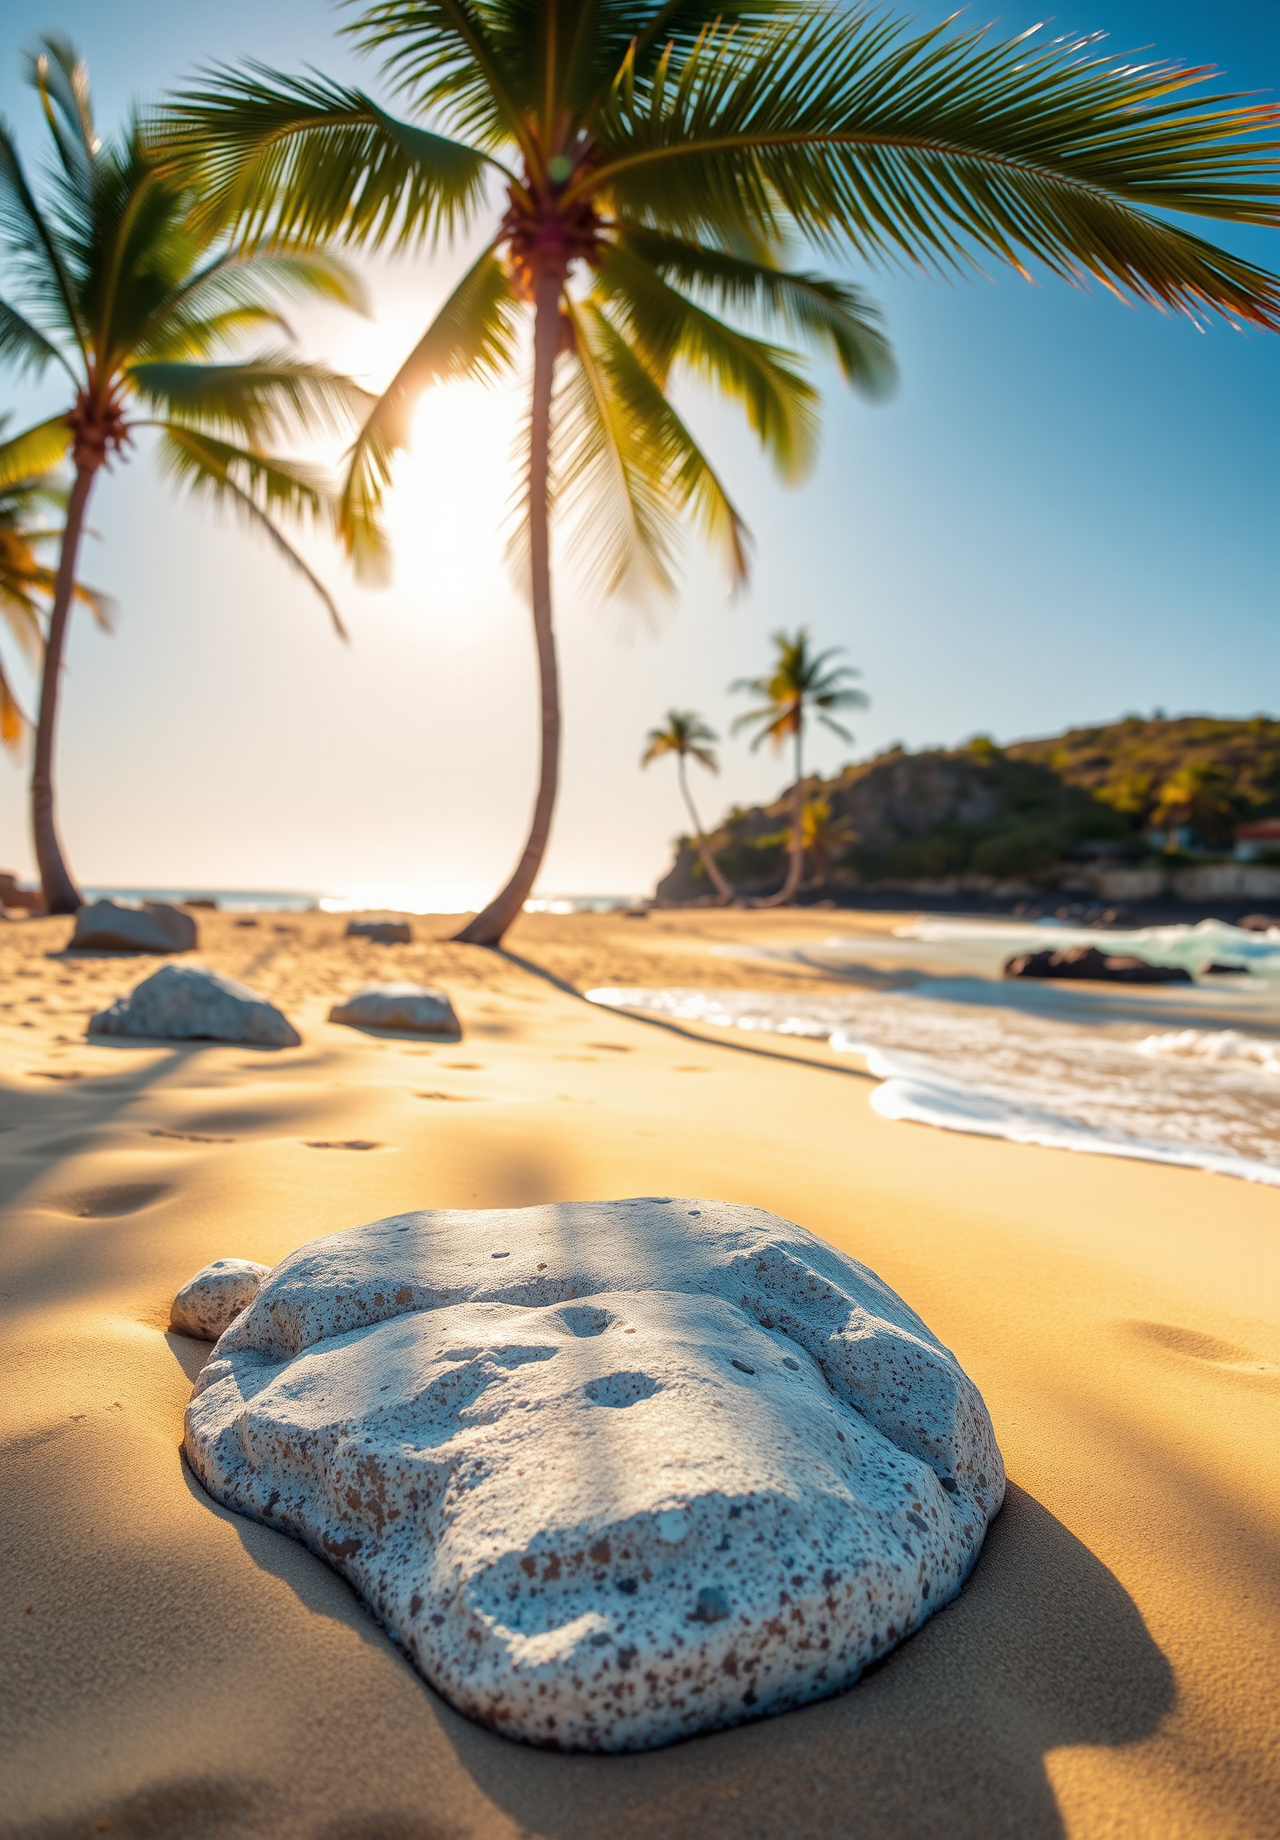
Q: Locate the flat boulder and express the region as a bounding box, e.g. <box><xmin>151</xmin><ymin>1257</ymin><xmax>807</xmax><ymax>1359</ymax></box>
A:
<box><xmin>1004</xmin><ymin>945</ymin><xmax>1191</xmax><ymax>984</ymax></box>
<box><xmin>171</xmin><ymin>1258</ymin><xmax>272</xmax><ymax>1340</ymax></box>
<box><xmin>346</xmin><ymin>919</ymin><xmax>413</xmax><ymax>945</ymax></box>
<box><xmin>185</xmin><ymin>1199</ymin><xmax>1004</xmax><ymax>1752</ymax></box>
<box><xmin>71</xmin><ymin>898</ymin><xmax>197</xmax><ymax>954</ymax></box>
<box><xmin>328</xmin><ymin>982</ymin><xmax>459</xmax><ymax>1036</ymax></box>
<box><xmin>89</xmin><ymin>964</ymin><xmax>301</xmax><ymax>1047</ymax></box>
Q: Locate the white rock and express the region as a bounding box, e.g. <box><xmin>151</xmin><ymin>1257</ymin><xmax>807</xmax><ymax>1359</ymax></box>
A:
<box><xmin>186</xmin><ymin>1200</ymin><xmax>1004</xmax><ymax>1751</ymax></box>
<box><xmin>328</xmin><ymin>982</ymin><xmax>460</xmax><ymax>1036</ymax></box>
<box><xmin>171</xmin><ymin>1258</ymin><xmax>272</xmax><ymax>1340</ymax></box>
<box><xmin>88</xmin><ymin>964</ymin><xmax>301</xmax><ymax>1047</ymax></box>
<box><xmin>71</xmin><ymin>898</ymin><xmax>197</xmax><ymax>954</ymax></box>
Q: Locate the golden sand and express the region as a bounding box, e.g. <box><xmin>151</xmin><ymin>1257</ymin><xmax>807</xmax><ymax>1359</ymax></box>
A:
<box><xmin>2</xmin><ymin>907</ymin><xmax>1277</xmax><ymax>1838</ymax></box>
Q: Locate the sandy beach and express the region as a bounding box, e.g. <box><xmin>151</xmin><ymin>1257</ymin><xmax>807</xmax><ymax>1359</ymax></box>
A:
<box><xmin>2</xmin><ymin>905</ymin><xmax>1278</xmax><ymax>1839</ymax></box>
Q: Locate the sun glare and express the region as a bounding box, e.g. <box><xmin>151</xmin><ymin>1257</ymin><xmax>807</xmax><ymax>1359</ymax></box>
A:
<box><xmin>381</xmin><ymin>383</ymin><xmax>523</xmax><ymax>610</ymax></box>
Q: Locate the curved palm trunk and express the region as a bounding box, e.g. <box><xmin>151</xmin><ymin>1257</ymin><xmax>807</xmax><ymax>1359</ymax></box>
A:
<box><xmin>31</xmin><ymin>462</ymin><xmax>95</xmax><ymax>915</ymax></box>
<box><xmin>454</xmin><ymin>266</ymin><xmax>564</xmax><ymax>947</ymax></box>
<box><xmin>677</xmin><ymin>753</ymin><xmax>733</xmax><ymax>905</ymax></box>
<box><xmin>756</xmin><ymin>722</ymin><xmax>805</xmax><ymax>908</ymax></box>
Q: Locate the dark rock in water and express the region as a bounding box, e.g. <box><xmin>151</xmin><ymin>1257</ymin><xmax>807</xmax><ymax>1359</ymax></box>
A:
<box><xmin>1004</xmin><ymin>946</ymin><xmax>1192</xmax><ymax>984</ymax></box>
<box><xmin>1238</xmin><ymin>914</ymin><xmax>1279</xmax><ymax>934</ymax></box>
<box><xmin>346</xmin><ymin>919</ymin><xmax>413</xmax><ymax>944</ymax></box>
<box><xmin>1197</xmin><ymin>961</ymin><xmax>1252</xmax><ymax>976</ymax></box>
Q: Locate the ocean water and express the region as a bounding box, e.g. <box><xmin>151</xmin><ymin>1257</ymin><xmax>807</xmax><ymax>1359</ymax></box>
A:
<box><xmin>587</xmin><ymin>918</ymin><xmax>1280</xmax><ymax>1185</ymax></box>
<box><xmin>83</xmin><ymin>886</ymin><xmax>319</xmax><ymax>914</ymax></box>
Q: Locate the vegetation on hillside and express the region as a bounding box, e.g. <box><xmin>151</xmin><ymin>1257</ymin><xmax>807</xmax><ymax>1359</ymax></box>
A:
<box><xmin>657</xmin><ymin>717</ymin><xmax>1280</xmax><ymax>900</ymax></box>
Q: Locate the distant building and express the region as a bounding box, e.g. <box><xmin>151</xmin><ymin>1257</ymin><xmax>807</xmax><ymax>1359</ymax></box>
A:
<box><xmin>1234</xmin><ymin>819</ymin><xmax>1280</xmax><ymax>862</ymax></box>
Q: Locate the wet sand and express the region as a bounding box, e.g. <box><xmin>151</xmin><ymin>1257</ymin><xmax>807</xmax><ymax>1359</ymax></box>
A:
<box><xmin>2</xmin><ymin>907</ymin><xmax>1277</xmax><ymax>1838</ymax></box>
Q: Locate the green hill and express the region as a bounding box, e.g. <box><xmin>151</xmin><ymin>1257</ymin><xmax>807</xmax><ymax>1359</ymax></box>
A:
<box><xmin>655</xmin><ymin>715</ymin><xmax>1280</xmax><ymax>902</ymax></box>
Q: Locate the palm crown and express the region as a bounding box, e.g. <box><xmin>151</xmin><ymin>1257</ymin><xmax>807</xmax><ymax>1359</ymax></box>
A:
<box><xmin>642</xmin><ymin>709</ymin><xmax>719</xmax><ymax>774</ymax></box>
<box><xmin>0</xmin><ymin>37</ymin><xmax>380</xmax><ymax>910</ymax></box>
<box><xmin>156</xmin><ymin>1</ymin><xmax>1280</xmax><ymax>938</ymax></box>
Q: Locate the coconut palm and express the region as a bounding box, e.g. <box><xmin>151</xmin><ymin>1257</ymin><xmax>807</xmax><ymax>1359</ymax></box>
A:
<box><xmin>642</xmin><ymin>709</ymin><xmax>733</xmax><ymax>903</ymax></box>
<box><xmin>801</xmin><ymin>794</ymin><xmax>855</xmax><ymax>885</ymax></box>
<box><xmin>732</xmin><ymin>628</ymin><xmax>866</xmax><ymax>905</ymax></box>
<box><xmin>0</xmin><ymin>443</ymin><xmax>110</xmax><ymax>752</ymax></box>
<box><xmin>158</xmin><ymin>2</ymin><xmax>1280</xmax><ymax>944</ymax></box>
<box><xmin>0</xmin><ymin>38</ymin><xmax>380</xmax><ymax>913</ymax></box>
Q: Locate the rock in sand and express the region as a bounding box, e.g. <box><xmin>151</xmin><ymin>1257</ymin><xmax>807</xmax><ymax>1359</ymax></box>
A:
<box><xmin>328</xmin><ymin>982</ymin><xmax>460</xmax><ymax>1036</ymax></box>
<box><xmin>171</xmin><ymin>1258</ymin><xmax>272</xmax><ymax>1340</ymax></box>
<box><xmin>71</xmin><ymin>898</ymin><xmax>197</xmax><ymax>954</ymax></box>
<box><xmin>184</xmin><ymin>1198</ymin><xmax>1004</xmax><ymax>1752</ymax></box>
<box><xmin>345</xmin><ymin>919</ymin><xmax>414</xmax><ymax>944</ymax></box>
<box><xmin>89</xmin><ymin>964</ymin><xmax>301</xmax><ymax>1047</ymax></box>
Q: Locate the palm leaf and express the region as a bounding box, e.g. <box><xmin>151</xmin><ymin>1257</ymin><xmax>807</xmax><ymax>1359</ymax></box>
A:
<box><xmin>588</xmin><ymin>11</ymin><xmax>1280</xmax><ymax>329</ymax></box>
<box><xmin>0</xmin><ymin>294</ymin><xmax>74</xmax><ymax>381</ymax></box>
<box><xmin>593</xmin><ymin>244</ymin><xmax>819</xmax><ymax>480</ymax></box>
<box><xmin>129</xmin><ymin>352</ymin><xmax>373</xmax><ymax>443</ymax></box>
<box><xmin>155</xmin><ymin>424</ymin><xmax>350</xmax><ymax>637</ymax></box>
<box><xmin>0</xmin><ymin>418</ymin><xmax>72</xmax><ymax>490</ymax></box>
<box><xmin>154</xmin><ymin>66</ymin><xmax>497</xmax><ymax>250</ymax></box>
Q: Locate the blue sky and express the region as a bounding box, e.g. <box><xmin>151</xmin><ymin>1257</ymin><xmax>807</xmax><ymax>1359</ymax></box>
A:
<box><xmin>0</xmin><ymin>1</ymin><xmax>1276</xmax><ymax>904</ymax></box>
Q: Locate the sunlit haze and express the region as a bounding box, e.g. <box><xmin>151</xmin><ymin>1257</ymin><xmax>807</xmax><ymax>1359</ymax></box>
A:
<box><xmin>0</xmin><ymin>0</ymin><xmax>1276</xmax><ymax>909</ymax></box>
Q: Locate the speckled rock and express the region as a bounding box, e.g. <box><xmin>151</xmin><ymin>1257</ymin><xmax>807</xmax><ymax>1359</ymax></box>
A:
<box><xmin>185</xmin><ymin>1200</ymin><xmax>1003</xmax><ymax>1751</ymax></box>
<box><xmin>327</xmin><ymin>982</ymin><xmax>460</xmax><ymax>1036</ymax></box>
<box><xmin>72</xmin><ymin>898</ymin><xmax>197</xmax><ymax>954</ymax></box>
<box><xmin>171</xmin><ymin>1258</ymin><xmax>272</xmax><ymax>1340</ymax></box>
<box><xmin>88</xmin><ymin>964</ymin><xmax>301</xmax><ymax>1047</ymax></box>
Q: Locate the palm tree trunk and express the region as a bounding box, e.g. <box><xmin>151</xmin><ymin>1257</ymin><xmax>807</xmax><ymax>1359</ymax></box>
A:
<box><xmin>756</xmin><ymin>721</ymin><xmax>805</xmax><ymax>908</ymax></box>
<box><xmin>677</xmin><ymin>753</ymin><xmax>733</xmax><ymax>904</ymax></box>
<box><xmin>454</xmin><ymin>265</ymin><xmax>564</xmax><ymax>947</ymax></box>
<box><xmin>31</xmin><ymin>462</ymin><xmax>95</xmax><ymax>915</ymax></box>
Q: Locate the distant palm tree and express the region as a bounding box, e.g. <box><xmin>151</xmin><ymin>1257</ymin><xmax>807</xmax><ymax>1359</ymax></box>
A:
<box><xmin>642</xmin><ymin>710</ymin><xmax>733</xmax><ymax>904</ymax></box>
<box><xmin>0</xmin><ymin>38</ymin><xmax>380</xmax><ymax>912</ymax></box>
<box><xmin>158</xmin><ymin>3</ymin><xmax>1280</xmax><ymax>945</ymax></box>
<box><xmin>801</xmin><ymin>794</ymin><xmax>855</xmax><ymax>885</ymax></box>
<box><xmin>0</xmin><ymin>443</ymin><xmax>109</xmax><ymax>752</ymax></box>
<box><xmin>1151</xmin><ymin>762</ymin><xmax>1237</xmax><ymax>849</ymax></box>
<box><xmin>732</xmin><ymin>629</ymin><xmax>866</xmax><ymax>906</ymax></box>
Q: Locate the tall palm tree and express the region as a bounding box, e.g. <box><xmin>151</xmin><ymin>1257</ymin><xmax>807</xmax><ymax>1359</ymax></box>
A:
<box><xmin>0</xmin><ymin>441</ymin><xmax>110</xmax><ymax>752</ymax></box>
<box><xmin>801</xmin><ymin>793</ymin><xmax>855</xmax><ymax>885</ymax></box>
<box><xmin>642</xmin><ymin>708</ymin><xmax>733</xmax><ymax>903</ymax></box>
<box><xmin>0</xmin><ymin>38</ymin><xmax>381</xmax><ymax>913</ymax></box>
<box><xmin>159</xmin><ymin>3</ymin><xmax>1280</xmax><ymax>945</ymax></box>
<box><xmin>732</xmin><ymin>627</ymin><xmax>866</xmax><ymax>905</ymax></box>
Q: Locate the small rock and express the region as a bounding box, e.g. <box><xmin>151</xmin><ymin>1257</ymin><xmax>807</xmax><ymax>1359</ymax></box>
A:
<box><xmin>1198</xmin><ymin>961</ymin><xmax>1252</xmax><ymax>977</ymax></box>
<box><xmin>88</xmin><ymin>965</ymin><xmax>301</xmax><ymax>1047</ymax></box>
<box><xmin>346</xmin><ymin>919</ymin><xmax>414</xmax><ymax>945</ymax></box>
<box><xmin>1004</xmin><ymin>946</ymin><xmax>1191</xmax><ymax>984</ymax></box>
<box><xmin>1238</xmin><ymin>914</ymin><xmax>1279</xmax><ymax>934</ymax></box>
<box><xmin>71</xmin><ymin>899</ymin><xmax>197</xmax><ymax>954</ymax></box>
<box><xmin>171</xmin><ymin>1258</ymin><xmax>271</xmax><ymax>1340</ymax></box>
<box><xmin>328</xmin><ymin>983</ymin><xmax>460</xmax><ymax>1037</ymax></box>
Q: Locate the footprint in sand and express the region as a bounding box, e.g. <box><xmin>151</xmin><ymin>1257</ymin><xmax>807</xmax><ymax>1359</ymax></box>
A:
<box><xmin>54</xmin><ymin>1181</ymin><xmax>172</xmax><ymax>1218</ymax></box>
<box><xmin>1123</xmin><ymin>1320</ymin><xmax>1279</xmax><ymax>1383</ymax></box>
<box><xmin>303</xmin><ymin>1139</ymin><xmax>383</xmax><ymax>1151</ymax></box>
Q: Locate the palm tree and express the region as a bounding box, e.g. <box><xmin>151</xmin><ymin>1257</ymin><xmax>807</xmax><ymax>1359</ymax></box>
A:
<box><xmin>158</xmin><ymin>3</ymin><xmax>1280</xmax><ymax>945</ymax></box>
<box><xmin>732</xmin><ymin>628</ymin><xmax>866</xmax><ymax>906</ymax></box>
<box><xmin>0</xmin><ymin>441</ymin><xmax>110</xmax><ymax>753</ymax></box>
<box><xmin>1151</xmin><ymin>762</ymin><xmax>1237</xmax><ymax>849</ymax></box>
<box><xmin>801</xmin><ymin>794</ymin><xmax>855</xmax><ymax>886</ymax></box>
<box><xmin>0</xmin><ymin>39</ymin><xmax>380</xmax><ymax>913</ymax></box>
<box><xmin>642</xmin><ymin>709</ymin><xmax>733</xmax><ymax>903</ymax></box>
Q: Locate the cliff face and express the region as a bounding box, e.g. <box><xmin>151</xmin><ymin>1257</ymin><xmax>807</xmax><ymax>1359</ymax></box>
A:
<box><xmin>654</xmin><ymin>718</ymin><xmax>1280</xmax><ymax>903</ymax></box>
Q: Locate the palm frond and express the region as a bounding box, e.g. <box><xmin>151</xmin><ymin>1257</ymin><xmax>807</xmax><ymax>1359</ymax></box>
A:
<box><xmin>612</xmin><ymin>225</ymin><xmax>896</xmax><ymax>396</ymax></box>
<box><xmin>0</xmin><ymin>293</ymin><xmax>74</xmax><ymax>381</ymax></box>
<box><xmin>129</xmin><ymin>352</ymin><xmax>373</xmax><ymax>444</ymax></box>
<box><xmin>593</xmin><ymin>243</ymin><xmax>819</xmax><ymax>480</ymax></box>
<box><xmin>24</xmin><ymin>34</ymin><xmax>97</xmax><ymax>190</ymax></box>
<box><xmin>155</xmin><ymin>424</ymin><xmax>350</xmax><ymax>637</ymax></box>
<box><xmin>338</xmin><ymin>245</ymin><xmax>520</xmax><ymax>576</ymax></box>
<box><xmin>0</xmin><ymin>119</ymin><xmax>86</xmax><ymax>346</ymax></box>
<box><xmin>588</xmin><ymin>10</ymin><xmax>1280</xmax><ymax>329</ymax></box>
<box><xmin>0</xmin><ymin>417</ymin><xmax>71</xmax><ymax>489</ymax></box>
<box><xmin>132</xmin><ymin>247</ymin><xmax>370</xmax><ymax>361</ymax></box>
<box><xmin>154</xmin><ymin>65</ymin><xmax>496</xmax><ymax>250</ymax></box>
